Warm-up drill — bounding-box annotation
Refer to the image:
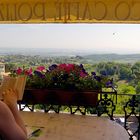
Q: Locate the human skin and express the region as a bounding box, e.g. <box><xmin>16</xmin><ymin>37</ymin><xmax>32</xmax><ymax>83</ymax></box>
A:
<box><xmin>0</xmin><ymin>89</ymin><xmax>27</xmax><ymax>140</ymax></box>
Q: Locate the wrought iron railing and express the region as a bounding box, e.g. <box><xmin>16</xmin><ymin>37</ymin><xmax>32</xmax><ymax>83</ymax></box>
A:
<box><xmin>123</xmin><ymin>94</ymin><xmax>140</xmax><ymax>140</ymax></box>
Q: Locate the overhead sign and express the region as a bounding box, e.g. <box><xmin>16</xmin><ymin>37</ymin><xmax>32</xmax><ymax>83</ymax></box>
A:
<box><xmin>0</xmin><ymin>0</ymin><xmax>140</xmax><ymax>23</ymax></box>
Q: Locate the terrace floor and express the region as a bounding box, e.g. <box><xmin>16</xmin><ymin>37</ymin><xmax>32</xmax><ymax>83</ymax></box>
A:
<box><xmin>20</xmin><ymin>111</ymin><xmax>129</xmax><ymax>140</ymax></box>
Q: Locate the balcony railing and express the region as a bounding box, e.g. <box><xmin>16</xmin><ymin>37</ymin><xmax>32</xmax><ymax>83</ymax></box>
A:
<box><xmin>18</xmin><ymin>92</ymin><xmax>140</xmax><ymax>140</ymax></box>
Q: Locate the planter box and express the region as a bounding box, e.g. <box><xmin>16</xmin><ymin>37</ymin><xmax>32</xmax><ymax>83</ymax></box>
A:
<box><xmin>21</xmin><ymin>89</ymin><xmax>99</xmax><ymax>107</ymax></box>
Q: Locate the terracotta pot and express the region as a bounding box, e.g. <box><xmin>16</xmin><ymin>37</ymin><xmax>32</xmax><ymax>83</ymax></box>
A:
<box><xmin>21</xmin><ymin>89</ymin><xmax>99</xmax><ymax>107</ymax></box>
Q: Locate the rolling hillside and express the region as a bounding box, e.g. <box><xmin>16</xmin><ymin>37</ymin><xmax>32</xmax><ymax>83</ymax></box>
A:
<box><xmin>83</xmin><ymin>54</ymin><xmax>140</xmax><ymax>63</ymax></box>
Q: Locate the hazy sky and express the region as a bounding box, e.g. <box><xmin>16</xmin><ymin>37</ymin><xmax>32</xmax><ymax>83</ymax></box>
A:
<box><xmin>0</xmin><ymin>24</ymin><xmax>140</xmax><ymax>54</ymax></box>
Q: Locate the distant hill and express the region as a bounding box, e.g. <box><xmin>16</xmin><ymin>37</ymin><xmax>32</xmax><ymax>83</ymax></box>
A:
<box><xmin>0</xmin><ymin>47</ymin><xmax>91</xmax><ymax>57</ymax></box>
<box><xmin>1</xmin><ymin>47</ymin><xmax>140</xmax><ymax>63</ymax></box>
<box><xmin>83</xmin><ymin>54</ymin><xmax>140</xmax><ymax>63</ymax></box>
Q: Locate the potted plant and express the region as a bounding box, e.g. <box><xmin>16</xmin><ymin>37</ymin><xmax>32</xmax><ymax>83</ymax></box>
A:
<box><xmin>10</xmin><ymin>64</ymin><xmax>113</xmax><ymax>106</ymax></box>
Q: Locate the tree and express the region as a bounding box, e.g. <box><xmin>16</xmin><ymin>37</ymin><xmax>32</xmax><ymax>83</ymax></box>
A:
<box><xmin>135</xmin><ymin>81</ymin><xmax>140</xmax><ymax>94</ymax></box>
<box><xmin>119</xmin><ymin>66</ymin><xmax>132</xmax><ymax>80</ymax></box>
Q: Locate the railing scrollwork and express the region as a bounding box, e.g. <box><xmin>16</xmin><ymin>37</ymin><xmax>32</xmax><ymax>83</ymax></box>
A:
<box><xmin>96</xmin><ymin>93</ymin><xmax>116</xmax><ymax>120</ymax></box>
<box><xmin>124</xmin><ymin>95</ymin><xmax>140</xmax><ymax>140</ymax></box>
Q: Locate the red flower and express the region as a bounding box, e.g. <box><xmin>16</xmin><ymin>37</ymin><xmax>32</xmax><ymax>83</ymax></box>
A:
<box><xmin>36</xmin><ymin>66</ymin><xmax>45</xmax><ymax>71</ymax></box>
<box><xmin>58</xmin><ymin>64</ymin><xmax>75</xmax><ymax>73</ymax></box>
<box><xmin>24</xmin><ymin>68</ymin><xmax>32</xmax><ymax>75</ymax></box>
<box><xmin>16</xmin><ymin>67</ymin><xmax>22</xmax><ymax>75</ymax></box>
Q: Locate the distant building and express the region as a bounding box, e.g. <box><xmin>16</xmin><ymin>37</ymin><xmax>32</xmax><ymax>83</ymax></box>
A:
<box><xmin>0</xmin><ymin>62</ymin><xmax>5</xmax><ymax>80</ymax></box>
<box><xmin>0</xmin><ymin>62</ymin><xmax>5</xmax><ymax>73</ymax></box>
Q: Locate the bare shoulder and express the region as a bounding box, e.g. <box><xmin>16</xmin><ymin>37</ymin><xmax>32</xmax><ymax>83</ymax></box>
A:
<box><xmin>0</xmin><ymin>100</ymin><xmax>9</xmax><ymax>110</ymax></box>
<box><xmin>0</xmin><ymin>101</ymin><xmax>15</xmax><ymax>132</ymax></box>
<box><xmin>0</xmin><ymin>101</ymin><xmax>8</xmax><ymax>111</ymax></box>
<box><xmin>0</xmin><ymin>101</ymin><xmax>27</xmax><ymax>140</ymax></box>
<box><xmin>0</xmin><ymin>101</ymin><xmax>14</xmax><ymax>120</ymax></box>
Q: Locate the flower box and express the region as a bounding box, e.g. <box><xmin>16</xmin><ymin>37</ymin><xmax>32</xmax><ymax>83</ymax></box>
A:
<box><xmin>11</xmin><ymin>64</ymin><xmax>114</xmax><ymax>107</ymax></box>
<box><xmin>21</xmin><ymin>89</ymin><xmax>99</xmax><ymax>107</ymax></box>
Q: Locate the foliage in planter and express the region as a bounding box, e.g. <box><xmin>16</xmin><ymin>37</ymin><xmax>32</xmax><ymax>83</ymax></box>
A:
<box><xmin>10</xmin><ymin>64</ymin><xmax>113</xmax><ymax>91</ymax></box>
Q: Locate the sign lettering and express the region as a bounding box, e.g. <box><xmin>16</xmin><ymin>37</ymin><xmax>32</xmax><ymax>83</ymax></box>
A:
<box><xmin>0</xmin><ymin>0</ymin><xmax>140</xmax><ymax>23</ymax></box>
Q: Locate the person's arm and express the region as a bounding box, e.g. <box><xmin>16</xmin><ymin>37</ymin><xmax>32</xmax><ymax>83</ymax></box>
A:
<box><xmin>0</xmin><ymin>89</ymin><xmax>27</xmax><ymax>140</ymax></box>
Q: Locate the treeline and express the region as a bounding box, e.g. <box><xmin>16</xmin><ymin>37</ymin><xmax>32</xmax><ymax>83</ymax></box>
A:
<box><xmin>82</xmin><ymin>62</ymin><xmax>139</xmax><ymax>83</ymax></box>
<box><xmin>0</xmin><ymin>54</ymin><xmax>86</xmax><ymax>66</ymax></box>
<box><xmin>85</xmin><ymin>62</ymin><xmax>140</xmax><ymax>94</ymax></box>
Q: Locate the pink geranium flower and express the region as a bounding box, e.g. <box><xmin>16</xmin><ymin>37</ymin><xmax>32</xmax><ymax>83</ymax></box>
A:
<box><xmin>36</xmin><ymin>66</ymin><xmax>45</xmax><ymax>71</ymax></box>
<box><xmin>58</xmin><ymin>64</ymin><xmax>75</xmax><ymax>73</ymax></box>
<box><xmin>16</xmin><ymin>67</ymin><xmax>23</xmax><ymax>75</ymax></box>
<box><xmin>24</xmin><ymin>68</ymin><xmax>33</xmax><ymax>75</ymax></box>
